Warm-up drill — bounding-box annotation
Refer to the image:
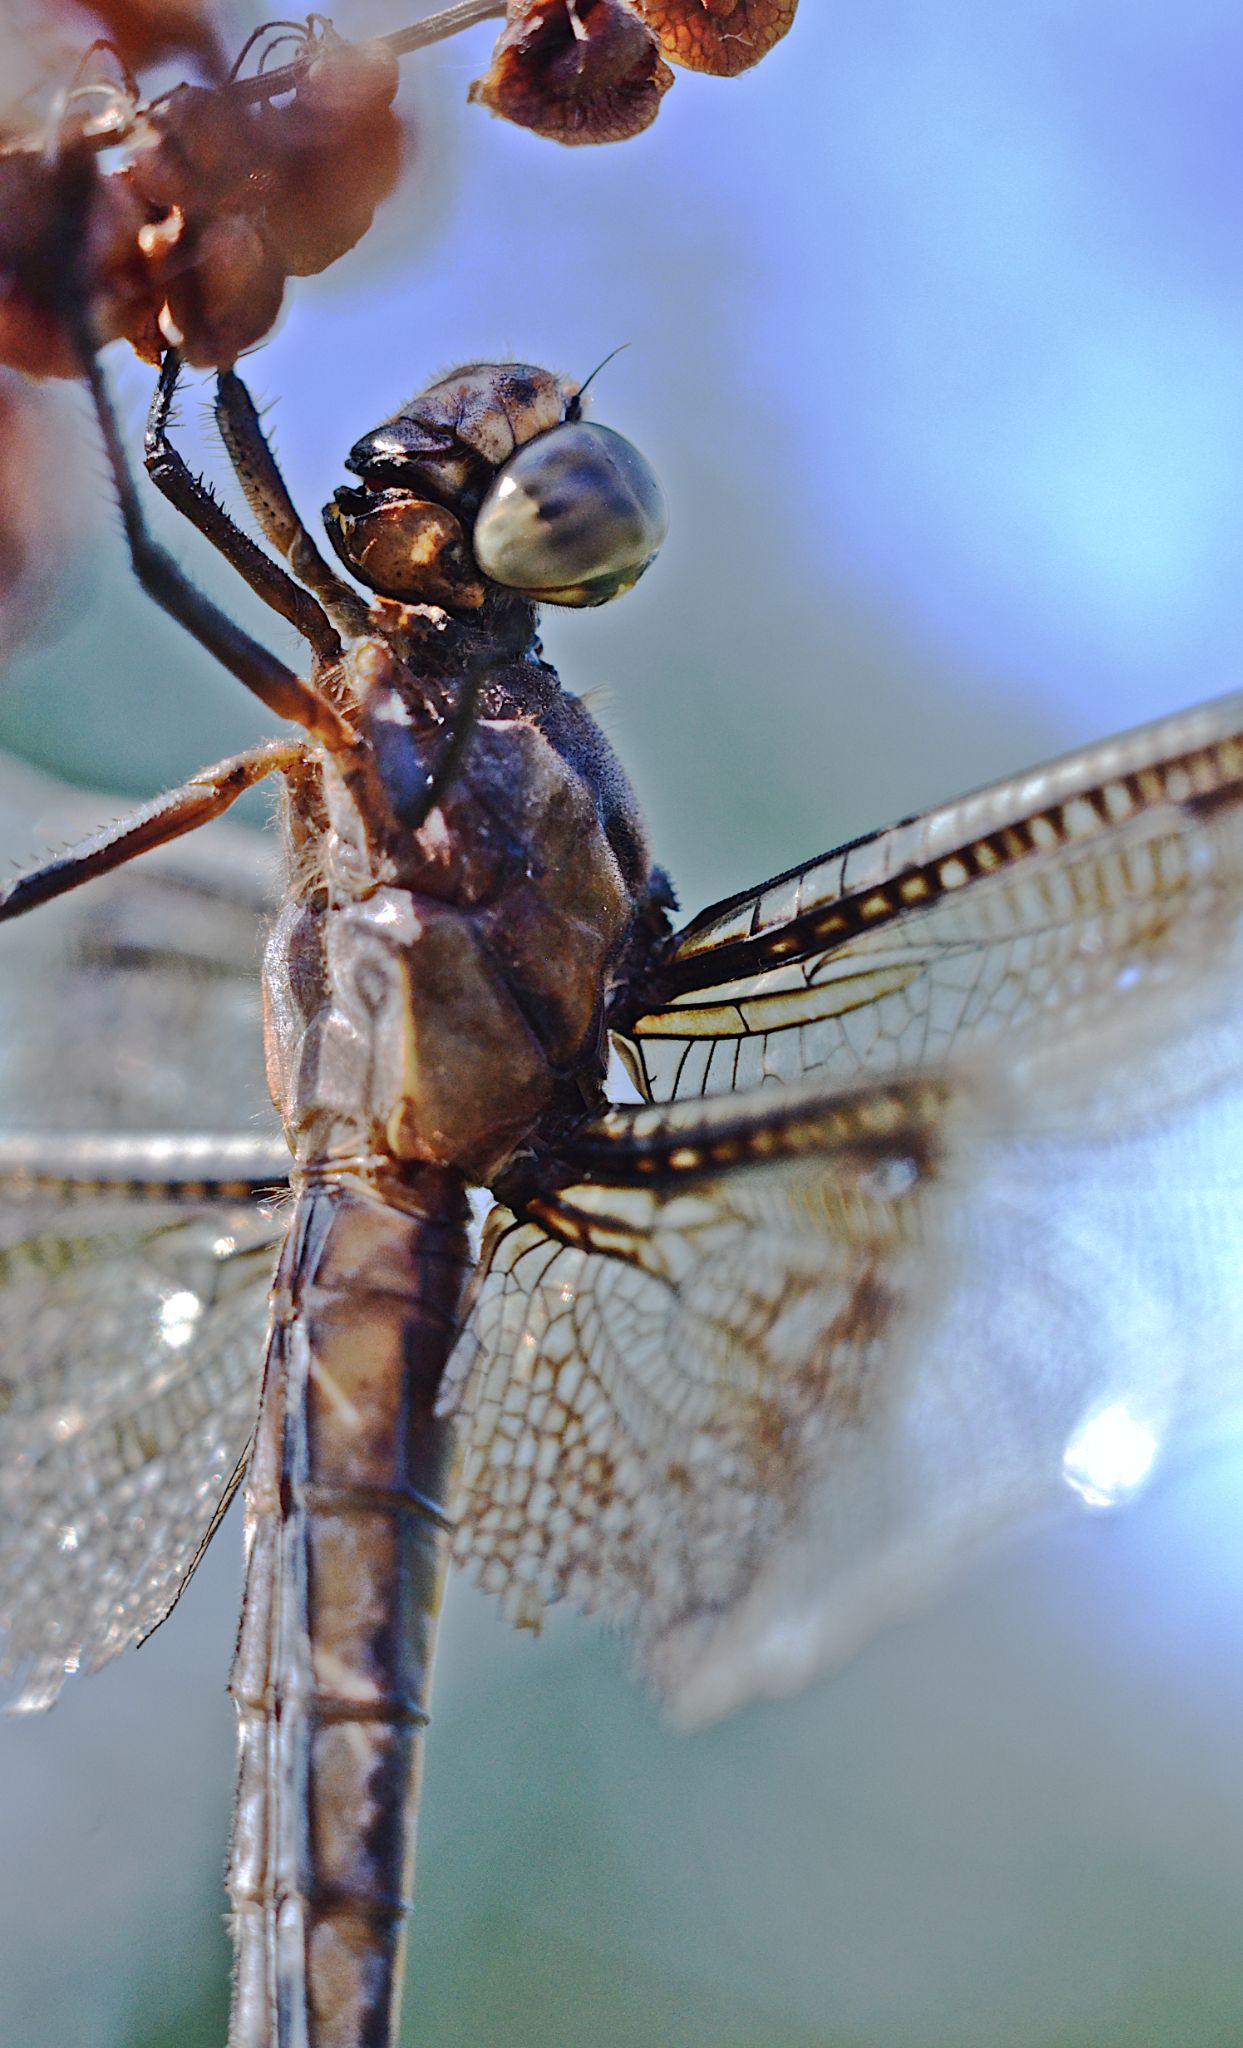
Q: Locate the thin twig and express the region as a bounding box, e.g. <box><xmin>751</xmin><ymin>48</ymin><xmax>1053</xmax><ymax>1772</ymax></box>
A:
<box><xmin>228</xmin><ymin>0</ymin><xmax>508</xmax><ymax>107</ymax></box>
<box><xmin>5</xmin><ymin>0</ymin><xmax>509</xmax><ymax>151</ymax></box>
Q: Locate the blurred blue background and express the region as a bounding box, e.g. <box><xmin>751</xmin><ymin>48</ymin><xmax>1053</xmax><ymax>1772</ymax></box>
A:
<box><xmin>3</xmin><ymin>1</ymin><xmax>1243</xmax><ymax>2043</ymax></box>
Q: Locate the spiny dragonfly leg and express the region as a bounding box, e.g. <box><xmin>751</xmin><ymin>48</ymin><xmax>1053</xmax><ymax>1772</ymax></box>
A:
<box><xmin>78</xmin><ymin>345</ymin><xmax>354</xmax><ymax>750</ymax></box>
<box><xmin>0</xmin><ymin>737</ymin><xmax>302</xmax><ymax>920</ymax></box>
<box><xmin>145</xmin><ymin>352</ymin><xmax>344</xmax><ymax>672</ymax></box>
<box><xmin>215</xmin><ymin>367</ymin><xmax>372</xmax><ymax>640</ymax></box>
<box><xmin>215</xmin><ymin>368</ymin><xmax>498</xmax><ymax>831</ymax></box>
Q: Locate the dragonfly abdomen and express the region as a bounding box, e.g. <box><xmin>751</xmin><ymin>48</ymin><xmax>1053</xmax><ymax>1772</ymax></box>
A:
<box><xmin>228</xmin><ymin>1166</ymin><xmax>470</xmax><ymax>2048</ymax></box>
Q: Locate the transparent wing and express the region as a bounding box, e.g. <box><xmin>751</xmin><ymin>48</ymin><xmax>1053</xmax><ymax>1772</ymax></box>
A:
<box><xmin>0</xmin><ymin>753</ymin><xmax>284</xmax><ymax>1710</ymax></box>
<box><xmin>0</xmin><ymin>1177</ymin><xmax>281</xmax><ymax>1711</ymax></box>
<box><xmin>615</xmin><ymin>689</ymin><xmax>1243</xmax><ymax>1103</ymax></box>
<box><xmin>452</xmin><ymin>694</ymin><xmax>1243</xmax><ymax>1724</ymax></box>
<box><xmin>448</xmin><ymin>1060</ymin><xmax>1243</xmax><ymax>1725</ymax></box>
<box><xmin>0</xmin><ymin>750</ymin><xmax>277</xmax><ymax>1134</ymax></box>
<box><xmin>445</xmin><ymin>1078</ymin><xmax>954</xmax><ymax>1676</ymax></box>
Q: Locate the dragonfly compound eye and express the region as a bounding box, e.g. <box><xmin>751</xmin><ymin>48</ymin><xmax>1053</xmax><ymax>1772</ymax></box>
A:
<box><xmin>471</xmin><ymin>421</ymin><xmax>668</xmax><ymax>607</ymax></box>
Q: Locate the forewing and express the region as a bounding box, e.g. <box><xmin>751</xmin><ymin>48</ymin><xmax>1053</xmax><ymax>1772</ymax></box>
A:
<box><xmin>616</xmin><ymin>690</ymin><xmax>1243</xmax><ymax>1104</ymax></box>
<box><xmin>0</xmin><ymin>1181</ymin><xmax>280</xmax><ymax>1711</ymax></box>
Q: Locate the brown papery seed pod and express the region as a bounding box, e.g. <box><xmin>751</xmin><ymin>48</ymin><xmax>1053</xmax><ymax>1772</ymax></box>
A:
<box><xmin>0</xmin><ymin>150</ymin><xmax>87</xmax><ymax>379</ymax></box>
<box><xmin>42</xmin><ymin>0</ymin><xmax>226</xmax><ymax>72</ymax></box>
<box><xmin>294</xmin><ymin>36</ymin><xmax>401</xmax><ymax>120</ymax></box>
<box><xmin>0</xmin><ymin>149</ymin><xmax>153</xmax><ymax>378</ymax></box>
<box><xmin>471</xmin><ymin>0</ymin><xmax>674</xmax><ymax>146</ymax></box>
<box><xmin>0</xmin><ymin>372</ymin><xmax>83</xmax><ymax>656</ymax></box>
<box><xmin>157</xmin><ymin>212</ymin><xmax>286</xmax><ymax>367</ymax></box>
<box><xmin>260</xmin><ymin>134</ymin><xmax>403</xmax><ymax>277</ymax></box>
<box><xmin>635</xmin><ymin>0</ymin><xmax>797</xmax><ymax>76</ymax></box>
<box><xmin>127</xmin><ymin>84</ymin><xmax>258</xmax><ymax>217</ymax></box>
<box><xmin>255</xmin><ymin>40</ymin><xmax>404</xmax><ymax>276</ymax></box>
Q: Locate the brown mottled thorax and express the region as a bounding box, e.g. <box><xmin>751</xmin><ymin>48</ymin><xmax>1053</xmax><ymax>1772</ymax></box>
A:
<box><xmin>262</xmin><ymin>620</ymin><xmax>650</xmax><ymax>1183</ymax></box>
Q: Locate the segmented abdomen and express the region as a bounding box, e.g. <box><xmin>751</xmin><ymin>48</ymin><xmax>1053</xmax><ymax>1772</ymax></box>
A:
<box><xmin>228</xmin><ymin>1168</ymin><xmax>470</xmax><ymax>2048</ymax></box>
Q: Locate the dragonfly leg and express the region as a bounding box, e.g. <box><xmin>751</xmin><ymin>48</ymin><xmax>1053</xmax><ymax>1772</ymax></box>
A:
<box><xmin>145</xmin><ymin>353</ymin><xmax>345</xmax><ymax>673</ymax></box>
<box><xmin>213</xmin><ymin>370</ymin><xmax>496</xmax><ymax>827</ymax></box>
<box><xmin>79</xmin><ymin>346</ymin><xmax>355</xmax><ymax>750</ymax></box>
<box><xmin>215</xmin><ymin>367</ymin><xmax>373</xmax><ymax>640</ymax></box>
<box><xmin>0</xmin><ymin>736</ymin><xmax>302</xmax><ymax>920</ymax></box>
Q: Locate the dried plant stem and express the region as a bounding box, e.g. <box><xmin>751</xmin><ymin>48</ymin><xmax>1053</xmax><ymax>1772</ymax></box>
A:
<box><xmin>229</xmin><ymin>0</ymin><xmax>509</xmax><ymax>107</ymax></box>
<box><xmin>378</xmin><ymin>0</ymin><xmax>509</xmax><ymax>62</ymax></box>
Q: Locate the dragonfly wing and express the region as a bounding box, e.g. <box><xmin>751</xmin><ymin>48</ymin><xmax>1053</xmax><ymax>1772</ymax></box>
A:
<box><xmin>0</xmin><ymin>756</ymin><xmax>284</xmax><ymax>1710</ymax></box>
<box><xmin>451</xmin><ymin>691</ymin><xmax>1243</xmax><ymax>1723</ymax></box>
<box><xmin>445</xmin><ymin>1078</ymin><xmax>953</xmax><ymax>1686</ymax></box>
<box><xmin>0</xmin><ymin>1181</ymin><xmax>280</xmax><ymax>1712</ymax></box>
<box><xmin>0</xmin><ymin>751</ymin><xmax>277</xmax><ymax>1135</ymax></box>
<box><xmin>614</xmin><ymin>688</ymin><xmax>1243</xmax><ymax>1105</ymax></box>
<box><xmin>448</xmin><ymin>1064</ymin><xmax>1243</xmax><ymax>1725</ymax></box>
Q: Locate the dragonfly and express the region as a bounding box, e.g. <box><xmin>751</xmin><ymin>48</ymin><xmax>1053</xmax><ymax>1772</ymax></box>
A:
<box><xmin>4</xmin><ymin>350</ymin><xmax>1243</xmax><ymax>2048</ymax></box>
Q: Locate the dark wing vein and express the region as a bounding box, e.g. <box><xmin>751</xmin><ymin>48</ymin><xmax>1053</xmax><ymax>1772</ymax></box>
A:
<box><xmin>615</xmin><ymin>688</ymin><xmax>1243</xmax><ymax>1103</ymax></box>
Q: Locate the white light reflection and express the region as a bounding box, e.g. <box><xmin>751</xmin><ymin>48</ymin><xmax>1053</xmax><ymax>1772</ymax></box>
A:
<box><xmin>158</xmin><ymin>1289</ymin><xmax>202</xmax><ymax>1349</ymax></box>
<box><xmin>1062</xmin><ymin>1401</ymin><xmax>1160</xmax><ymax>1510</ymax></box>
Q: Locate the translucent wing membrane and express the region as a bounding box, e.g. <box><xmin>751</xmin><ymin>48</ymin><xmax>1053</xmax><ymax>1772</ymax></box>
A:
<box><xmin>453</xmin><ymin>694</ymin><xmax>1243</xmax><ymax>1722</ymax></box>
<box><xmin>0</xmin><ymin>1179</ymin><xmax>281</xmax><ymax>1711</ymax></box>
<box><xmin>616</xmin><ymin>688</ymin><xmax>1243</xmax><ymax>1103</ymax></box>
<box><xmin>0</xmin><ymin>753</ymin><xmax>277</xmax><ymax>1135</ymax></box>
<box><xmin>450</xmin><ymin>1073</ymin><xmax>1243</xmax><ymax>1724</ymax></box>
<box><xmin>0</xmin><ymin>755</ymin><xmax>285</xmax><ymax>1710</ymax></box>
<box><xmin>445</xmin><ymin>1079</ymin><xmax>954</xmax><ymax>1680</ymax></box>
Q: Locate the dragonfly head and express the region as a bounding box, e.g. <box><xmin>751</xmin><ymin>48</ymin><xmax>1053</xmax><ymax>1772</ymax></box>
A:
<box><xmin>323</xmin><ymin>360</ymin><xmax>667</xmax><ymax>612</ymax></box>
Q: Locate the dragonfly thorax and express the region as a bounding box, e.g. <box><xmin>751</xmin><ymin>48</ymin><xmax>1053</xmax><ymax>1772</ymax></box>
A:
<box><xmin>262</xmin><ymin>634</ymin><xmax>651</xmax><ymax>1182</ymax></box>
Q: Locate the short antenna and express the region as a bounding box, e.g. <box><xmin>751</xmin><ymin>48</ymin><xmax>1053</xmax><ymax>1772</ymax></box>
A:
<box><xmin>566</xmin><ymin>344</ymin><xmax>631</xmax><ymax>420</ymax></box>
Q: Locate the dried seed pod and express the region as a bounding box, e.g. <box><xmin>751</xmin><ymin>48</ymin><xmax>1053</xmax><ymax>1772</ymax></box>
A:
<box><xmin>127</xmin><ymin>83</ymin><xmax>255</xmax><ymax>216</ymax></box>
<box><xmin>0</xmin><ymin>149</ymin><xmax>89</xmax><ymax>379</ymax></box>
<box><xmin>636</xmin><ymin>0</ymin><xmax>797</xmax><ymax>76</ymax></box>
<box><xmin>42</xmin><ymin>0</ymin><xmax>225</xmax><ymax>72</ymax></box>
<box><xmin>472</xmin><ymin>0</ymin><xmax>674</xmax><ymax>146</ymax></box>
<box><xmin>0</xmin><ymin>29</ymin><xmax>410</xmax><ymax>377</ymax></box>
<box><xmin>0</xmin><ymin>148</ymin><xmax>152</xmax><ymax>378</ymax></box>
<box><xmin>255</xmin><ymin>39</ymin><xmax>404</xmax><ymax>277</ymax></box>
<box><xmin>113</xmin><ymin>34</ymin><xmax>405</xmax><ymax>363</ymax></box>
<box><xmin>296</xmin><ymin>36</ymin><xmax>401</xmax><ymax>121</ymax></box>
<box><xmin>0</xmin><ymin>372</ymin><xmax>81</xmax><ymax>658</ymax></box>
<box><xmin>157</xmin><ymin>212</ymin><xmax>286</xmax><ymax>367</ymax></box>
